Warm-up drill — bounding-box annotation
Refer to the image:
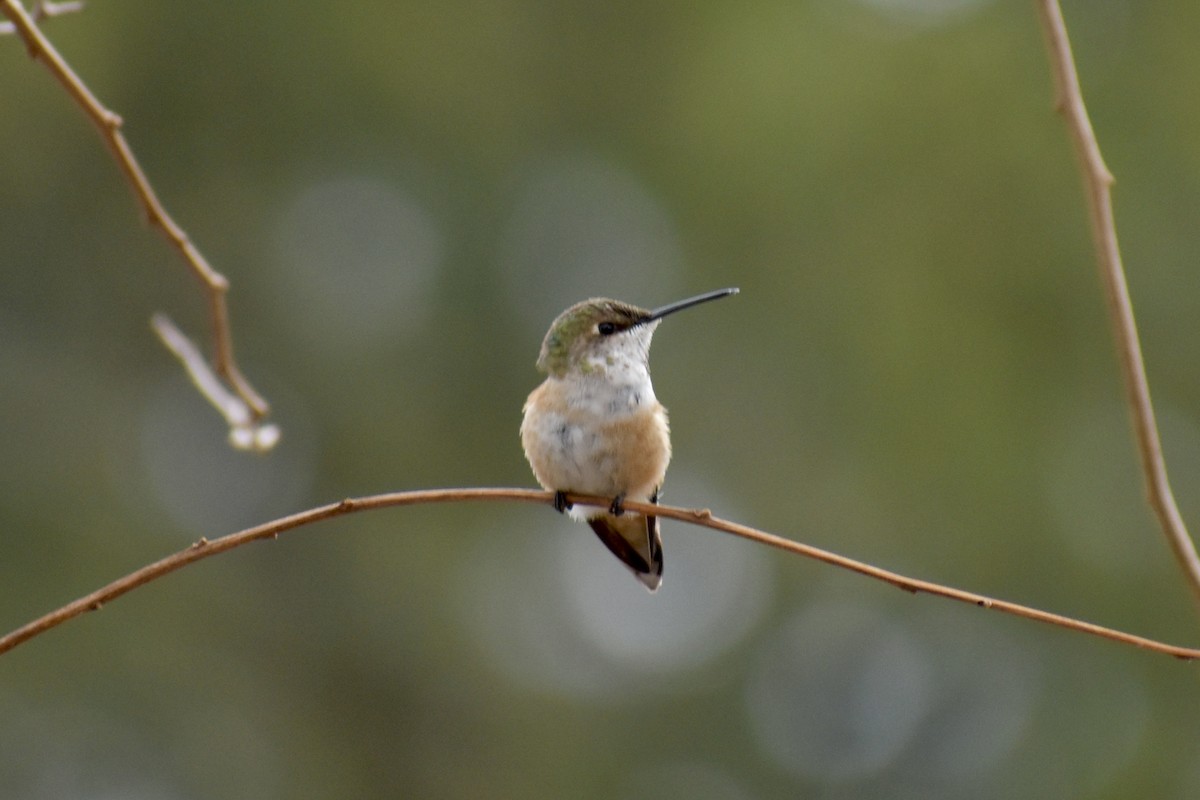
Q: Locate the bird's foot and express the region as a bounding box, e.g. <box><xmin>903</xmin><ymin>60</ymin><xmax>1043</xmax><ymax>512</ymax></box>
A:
<box><xmin>609</xmin><ymin>493</ymin><xmax>627</xmax><ymax>516</ymax></box>
<box><xmin>553</xmin><ymin>491</ymin><xmax>573</xmax><ymax>514</ymax></box>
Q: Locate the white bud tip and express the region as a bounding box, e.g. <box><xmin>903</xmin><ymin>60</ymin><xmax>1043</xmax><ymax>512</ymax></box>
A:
<box><xmin>229</xmin><ymin>423</ymin><xmax>282</xmax><ymax>453</ymax></box>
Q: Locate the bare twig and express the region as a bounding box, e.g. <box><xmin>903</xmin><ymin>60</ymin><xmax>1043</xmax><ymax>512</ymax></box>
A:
<box><xmin>0</xmin><ymin>0</ymin><xmax>274</xmax><ymax>448</ymax></box>
<box><xmin>151</xmin><ymin>315</ymin><xmax>280</xmax><ymax>452</ymax></box>
<box><xmin>1</xmin><ymin>489</ymin><xmax>1198</xmax><ymax>660</ymax></box>
<box><xmin>1034</xmin><ymin>1</ymin><xmax>1200</xmax><ymax>604</ymax></box>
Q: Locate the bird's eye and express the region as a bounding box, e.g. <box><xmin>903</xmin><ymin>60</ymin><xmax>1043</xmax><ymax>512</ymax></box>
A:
<box><xmin>597</xmin><ymin>321</ymin><xmax>617</xmax><ymax>336</ymax></box>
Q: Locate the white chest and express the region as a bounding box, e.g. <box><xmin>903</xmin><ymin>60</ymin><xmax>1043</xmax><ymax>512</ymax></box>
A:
<box><xmin>521</xmin><ymin>367</ymin><xmax>668</xmax><ymax>498</ymax></box>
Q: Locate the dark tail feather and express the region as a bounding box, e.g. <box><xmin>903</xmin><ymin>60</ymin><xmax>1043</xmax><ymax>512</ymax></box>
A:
<box><xmin>587</xmin><ymin>513</ymin><xmax>664</xmax><ymax>592</ymax></box>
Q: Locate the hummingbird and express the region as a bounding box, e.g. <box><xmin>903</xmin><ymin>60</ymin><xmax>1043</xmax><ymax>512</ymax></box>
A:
<box><xmin>520</xmin><ymin>287</ymin><xmax>738</xmax><ymax>591</ymax></box>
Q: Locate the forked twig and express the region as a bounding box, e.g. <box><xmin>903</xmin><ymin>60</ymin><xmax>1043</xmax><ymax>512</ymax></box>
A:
<box><xmin>0</xmin><ymin>0</ymin><xmax>275</xmax><ymax>450</ymax></box>
<box><xmin>151</xmin><ymin>315</ymin><xmax>280</xmax><ymax>451</ymax></box>
<box><xmin>0</xmin><ymin>0</ymin><xmax>80</xmax><ymax>32</ymax></box>
<box><xmin>1</xmin><ymin>489</ymin><xmax>1198</xmax><ymax>660</ymax></box>
<box><xmin>1035</xmin><ymin>1</ymin><xmax>1200</xmax><ymax>604</ymax></box>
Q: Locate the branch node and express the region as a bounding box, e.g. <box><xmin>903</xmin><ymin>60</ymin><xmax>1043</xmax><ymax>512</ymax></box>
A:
<box><xmin>0</xmin><ymin>0</ymin><xmax>84</xmax><ymax>36</ymax></box>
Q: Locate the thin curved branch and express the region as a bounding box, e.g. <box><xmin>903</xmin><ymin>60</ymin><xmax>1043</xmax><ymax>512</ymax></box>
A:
<box><xmin>0</xmin><ymin>0</ymin><xmax>274</xmax><ymax>449</ymax></box>
<box><xmin>1035</xmin><ymin>1</ymin><xmax>1200</xmax><ymax>603</ymax></box>
<box><xmin>1</xmin><ymin>488</ymin><xmax>1198</xmax><ymax>660</ymax></box>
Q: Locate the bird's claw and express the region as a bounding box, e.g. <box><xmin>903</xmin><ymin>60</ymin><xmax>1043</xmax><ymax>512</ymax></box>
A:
<box><xmin>609</xmin><ymin>493</ymin><xmax>626</xmax><ymax>516</ymax></box>
<box><xmin>553</xmin><ymin>491</ymin><xmax>573</xmax><ymax>514</ymax></box>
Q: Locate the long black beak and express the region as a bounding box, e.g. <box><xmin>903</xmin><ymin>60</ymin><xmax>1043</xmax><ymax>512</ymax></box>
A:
<box><xmin>644</xmin><ymin>287</ymin><xmax>739</xmax><ymax>323</ymax></box>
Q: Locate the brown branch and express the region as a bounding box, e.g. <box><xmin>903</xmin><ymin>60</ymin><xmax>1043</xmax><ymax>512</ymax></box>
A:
<box><xmin>0</xmin><ymin>0</ymin><xmax>274</xmax><ymax>448</ymax></box>
<box><xmin>1035</xmin><ymin>1</ymin><xmax>1200</xmax><ymax>604</ymax></box>
<box><xmin>2</xmin><ymin>489</ymin><xmax>1198</xmax><ymax>660</ymax></box>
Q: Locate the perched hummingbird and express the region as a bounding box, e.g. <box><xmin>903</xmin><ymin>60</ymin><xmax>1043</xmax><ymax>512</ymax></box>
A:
<box><xmin>520</xmin><ymin>287</ymin><xmax>738</xmax><ymax>591</ymax></box>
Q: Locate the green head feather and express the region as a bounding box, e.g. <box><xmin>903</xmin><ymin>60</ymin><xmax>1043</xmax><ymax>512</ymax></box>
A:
<box><xmin>536</xmin><ymin>298</ymin><xmax>649</xmax><ymax>377</ymax></box>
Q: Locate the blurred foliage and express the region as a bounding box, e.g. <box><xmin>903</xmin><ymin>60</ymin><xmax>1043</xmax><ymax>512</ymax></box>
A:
<box><xmin>4</xmin><ymin>0</ymin><xmax>1200</xmax><ymax>797</ymax></box>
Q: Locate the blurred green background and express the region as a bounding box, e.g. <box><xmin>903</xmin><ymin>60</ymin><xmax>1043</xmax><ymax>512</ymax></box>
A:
<box><xmin>4</xmin><ymin>0</ymin><xmax>1200</xmax><ymax>797</ymax></box>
